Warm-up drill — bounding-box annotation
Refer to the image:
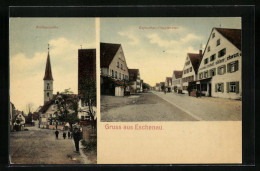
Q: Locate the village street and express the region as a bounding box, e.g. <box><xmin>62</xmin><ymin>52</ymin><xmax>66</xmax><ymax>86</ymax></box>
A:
<box><xmin>10</xmin><ymin>126</ymin><xmax>95</xmax><ymax>164</ymax></box>
<box><xmin>101</xmin><ymin>91</ymin><xmax>242</xmax><ymax>122</ymax></box>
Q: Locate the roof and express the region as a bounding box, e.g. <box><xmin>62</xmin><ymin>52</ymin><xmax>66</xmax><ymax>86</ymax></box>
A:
<box><xmin>187</xmin><ymin>52</ymin><xmax>203</xmax><ymax>74</ymax></box>
<box><xmin>128</xmin><ymin>69</ymin><xmax>139</xmax><ymax>81</ymax></box>
<box><xmin>43</xmin><ymin>51</ymin><xmax>53</xmax><ymax>80</ymax></box>
<box><xmin>215</xmin><ymin>28</ymin><xmax>241</xmax><ymax>50</ymax></box>
<box><xmin>173</xmin><ymin>71</ymin><xmax>183</xmax><ymax>79</ymax></box>
<box><xmin>160</xmin><ymin>82</ymin><xmax>165</xmax><ymax>85</ymax></box>
<box><xmin>156</xmin><ymin>83</ymin><xmax>160</xmax><ymax>86</ymax></box>
<box><xmin>39</xmin><ymin>95</ymin><xmax>57</xmax><ymax>113</ymax></box>
<box><xmin>100</xmin><ymin>42</ymin><xmax>121</xmax><ymax>67</ymax></box>
<box><xmin>166</xmin><ymin>77</ymin><xmax>172</xmax><ymax>81</ymax></box>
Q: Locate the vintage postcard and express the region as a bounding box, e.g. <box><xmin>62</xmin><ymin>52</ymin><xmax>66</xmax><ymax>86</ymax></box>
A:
<box><xmin>98</xmin><ymin>17</ymin><xmax>242</xmax><ymax>164</ymax></box>
<box><xmin>9</xmin><ymin>18</ymin><xmax>97</xmax><ymax>164</ymax></box>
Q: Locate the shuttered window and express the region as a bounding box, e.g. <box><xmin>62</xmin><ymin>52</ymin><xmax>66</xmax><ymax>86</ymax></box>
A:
<box><xmin>227</xmin><ymin>61</ymin><xmax>239</xmax><ymax>73</ymax></box>
<box><xmin>216</xmin><ymin>83</ymin><xmax>224</xmax><ymax>92</ymax></box>
<box><xmin>226</xmin><ymin>81</ymin><xmax>239</xmax><ymax>94</ymax></box>
<box><xmin>218</xmin><ymin>65</ymin><xmax>226</xmax><ymax>75</ymax></box>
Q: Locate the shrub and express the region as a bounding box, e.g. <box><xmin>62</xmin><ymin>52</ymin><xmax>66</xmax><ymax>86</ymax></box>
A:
<box><xmin>81</xmin><ymin>140</ymin><xmax>97</xmax><ymax>152</ymax></box>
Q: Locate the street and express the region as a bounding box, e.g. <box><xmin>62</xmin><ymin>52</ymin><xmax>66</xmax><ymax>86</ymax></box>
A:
<box><xmin>10</xmin><ymin>126</ymin><xmax>94</xmax><ymax>164</ymax></box>
<box><xmin>101</xmin><ymin>91</ymin><xmax>242</xmax><ymax>122</ymax></box>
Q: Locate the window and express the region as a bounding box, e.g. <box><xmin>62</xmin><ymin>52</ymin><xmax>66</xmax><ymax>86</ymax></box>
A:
<box><xmin>207</xmin><ymin>46</ymin><xmax>210</xmax><ymax>52</ymax></box>
<box><xmin>199</xmin><ymin>73</ymin><xmax>203</xmax><ymax>79</ymax></box>
<box><xmin>115</xmin><ymin>71</ymin><xmax>117</xmax><ymax>79</ymax></box>
<box><xmin>227</xmin><ymin>61</ymin><xmax>239</xmax><ymax>73</ymax></box>
<box><xmin>122</xmin><ymin>74</ymin><xmax>124</xmax><ymax>80</ymax></box>
<box><xmin>47</xmin><ymin>92</ymin><xmax>49</xmax><ymax>97</ymax></box>
<box><xmin>111</xmin><ymin>70</ymin><xmax>114</xmax><ymax>77</ymax></box>
<box><xmin>81</xmin><ymin>116</ymin><xmax>84</xmax><ymax>120</ymax></box>
<box><xmin>47</xmin><ymin>83</ymin><xmax>50</xmax><ymax>89</ymax></box>
<box><xmin>216</xmin><ymin>83</ymin><xmax>224</xmax><ymax>93</ymax></box>
<box><xmin>204</xmin><ymin>71</ymin><xmax>208</xmax><ymax>78</ymax></box>
<box><xmin>212</xmin><ymin>33</ymin><xmax>215</xmax><ymax>38</ymax></box>
<box><xmin>117</xmin><ymin>62</ymin><xmax>119</xmax><ymax>68</ymax></box>
<box><xmin>190</xmin><ymin>67</ymin><xmax>192</xmax><ymax>72</ymax></box>
<box><xmin>218</xmin><ymin>48</ymin><xmax>226</xmax><ymax>57</ymax></box>
<box><xmin>119</xmin><ymin>73</ymin><xmax>121</xmax><ymax>80</ymax></box>
<box><xmin>121</xmin><ymin>64</ymin><xmax>123</xmax><ymax>69</ymax></box>
<box><xmin>217</xmin><ymin>39</ymin><xmax>220</xmax><ymax>46</ymax></box>
<box><xmin>227</xmin><ymin>82</ymin><xmax>239</xmax><ymax>94</ymax></box>
<box><xmin>201</xmin><ymin>84</ymin><xmax>207</xmax><ymax>91</ymax></box>
<box><xmin>210</xmin><ymin>68</ymin><xmax>216</xmax><ymax>77</ymax></box>
<box><xmin>218</xmin><ymin>65</ymin><xmax>226</xmax><ymax>75</ymax></box>
<box><xmin>50</xmin><ymin>114</ymin><xmax>52</xmax><ymax>117</ymax></box>
<box><xmin>187</xmin><ymin>69</ymin><xmax>189</xmax><ymax>73</ymax></box>
<box><xmin>210</xmin><ymin>54</ymin><xmax>216</xmax><ymax>61</ymax></box>
<box><xmin>204</xmin><ymin>58</ymin><xmax>208</xmax><ymax>64</ymax></box>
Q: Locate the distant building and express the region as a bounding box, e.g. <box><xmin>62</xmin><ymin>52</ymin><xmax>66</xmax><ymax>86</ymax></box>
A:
<box><xmin>181</xmin><ymin>50</ymin><xmax>203</xmax><ymax>94</ymax></box>
<box><xmin>100</xmin><ymin>42</ymin><xmax>130</xmax><ymax>96</ymax></box>
<box><xmin>172</xmin><ymin>71</ymin><xmax>183</xmax><ymax>93</ymax></box>
<box><xmin>140</xmin><ymin>80</ymin><xmax>143</xmax><ymax>92</ymax></box>
<box><xmin>197</xmin><ymin>28</ymin><xmax>241</xmax><ymax>99</ymax></box>
<box><xmin>13</xmin><ymin>111</ymin><xmax>26</xmax><ymax>131</ymax></box>
<box><xmin>128</xmin><ymin>69</ymin><xmax>141</xmax><ymax>94</ymax></box>
<box><xmin>160</xmin><ymin>82</ymin><xmax>165</xmax><ymax>92</ymax></box>
<box><xmin>165</xmin><ymin>77</ymin><xmax>172</xmax><ymax>92</ymax></box>
<box><xmin>155</xmin><ymin>83</ymin><xmax>161</xmax><ymax>91</ymax></box>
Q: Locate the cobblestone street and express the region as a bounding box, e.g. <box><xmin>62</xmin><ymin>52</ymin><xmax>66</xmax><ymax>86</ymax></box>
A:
<box><xmin>101</xmin><ymin>91</ymin><xmax>242</xmax><ymax>122</ymax></box>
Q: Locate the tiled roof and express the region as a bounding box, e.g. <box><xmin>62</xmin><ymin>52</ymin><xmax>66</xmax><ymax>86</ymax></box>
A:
<box><xmin>215</xmin><ymin>28</ymin><xmax>241</xmax><ymax>50</ymax></box>
<box><xmin>100</xmin><ymin>42</ymin><xmax>121</xmax><ymax>67</ymax></box>
<box><xmin>39</xmin><ymin>95</ymin><xmax>57</xmax><ymax>113</ymax></box>
<box><xmin>173</xmin><ymin>71</ymin><xmax>183</xmax><ymax>79</ymax></box>
<box><xmin>128</xmin><ymin>69</ymin><xmax>139</xmax><ymax>81</ymax></box>
<box><xmin>43</xmin><ymin>52</ymin><xmax>53</xmax><ymax>80</ymax></box>
<box><xmin>187</xmin><ymin>53</ymin><xmax>203</xmax><ymax>74</ymax></box>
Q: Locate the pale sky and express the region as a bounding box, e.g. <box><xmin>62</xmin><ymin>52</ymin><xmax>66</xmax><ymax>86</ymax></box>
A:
<box><xmin>101</xmin><ymin>17</ymin><xmax>241</xmax><ymax>86</ymax></box>
<box><xmin>10</xmin><ymin>18</ymin><xmax>96</xmax><ymax>113</ymax></box>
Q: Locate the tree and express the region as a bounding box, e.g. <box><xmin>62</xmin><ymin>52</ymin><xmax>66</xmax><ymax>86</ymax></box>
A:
<box><xmin>142</xmin><ymin>82</ymin><xmax>151</xmax><ymax>90</ymax></box>
<box><xmin>26</xmin><ymin>103</ymin><xmax>34</xmax><ymax>114</ymax></box>
<box><xmin>79</xmin><ymin>76</ymin><xmax>96</xmax><ymax>121</ymax></box>
<box><xmin>55</xmin><ymin>88</ymin><xmax>79</xmax><ymax>131</ymax></box>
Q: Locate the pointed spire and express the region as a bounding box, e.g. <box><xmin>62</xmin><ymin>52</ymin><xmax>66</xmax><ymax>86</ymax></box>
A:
<box><xmin>43</xmin><ymin>44</ymin><xmax>53</xmax><ymax>80</ymax></box>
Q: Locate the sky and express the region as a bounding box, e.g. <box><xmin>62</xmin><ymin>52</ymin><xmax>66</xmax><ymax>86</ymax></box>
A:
<box><xmin>10</xmin><ymin>18</ymin><xmax>96</xmax><ymax>113</ymax></box>
<box><xmin>100</xmin><ymin>17</ymin><xmax>241</xmax><ymax>86</ymax></box>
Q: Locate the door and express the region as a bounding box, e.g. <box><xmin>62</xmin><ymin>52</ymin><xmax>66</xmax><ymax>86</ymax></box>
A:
<box><xmin>209</xmin><ymin>83</ymin><xmax>212</xmax><ymax>97</ymax></box>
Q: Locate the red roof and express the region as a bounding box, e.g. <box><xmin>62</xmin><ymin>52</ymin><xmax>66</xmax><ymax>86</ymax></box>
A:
<box><xmin>215</xmin><ymin>28</ymin><xmax>241</xmax><ymax>50</ymax></box>
<box><xmin>43</xmin><ymin>51</ymin><xmax>53</xmax><ymax>80</ymax></box>
<box><xmin>100</xmin><ymin>42</ymin><xmax>121</xmax><ymax>67</ymax></box>
<box><xmin>173</xmin><ymin>71</ymin><xmax>183</xmax><ymax>79</ymax></box>
<box><xmin>187</xmin><ymin>52</ymin><xmax>203</xmax><ymax>74</ymax></box>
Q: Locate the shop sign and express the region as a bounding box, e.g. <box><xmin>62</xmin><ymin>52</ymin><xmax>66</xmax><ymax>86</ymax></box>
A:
<box><xmin>227</xmin><ymin>52</ymin><xmax>241</xmax><ymax>61</ymax></box>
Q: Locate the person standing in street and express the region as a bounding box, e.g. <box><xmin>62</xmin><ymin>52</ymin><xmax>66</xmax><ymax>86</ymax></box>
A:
<box><xmin>73</xmin><ymin>127</ymin><xmax>82</xmax><ymax>153</ymax></box>
<box><xmin>68</xmin><ymin>131</ymin><xmax>71</xmax><ymax>139</ymax></box>
<box><xmin>63</xmin><ymin>132</ymin><xmax>66</xmax><ymax>139</ymax></box>
<box><xmin>55</xmin><ymin>130</ymin><xmax>59</xmax><ymax>139</ymax></box>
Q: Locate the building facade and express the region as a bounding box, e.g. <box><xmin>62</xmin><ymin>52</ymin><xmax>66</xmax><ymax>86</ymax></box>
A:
<box><xmin>172</xmin><ymin>71</ymin><xmax>183</xmax><ymax>92</ymax></box>
<box><xmin>128</xmin><ymin>69</ymin><xmax>141</xmax><ymax>94</ymax></box>
<box><xmin>181</xmin><ymin>51</ymin><xmax>203</xmax><ymax>94</ymax></box>
<box><xmin>197</xmin><ymin>28</ymin><xmax>241</xmax><ymax>99</ymax></box>
<box><xmin>165</xmin><ymin>77</ymin><xmax>172</xmax><ymax>92</ymax></box>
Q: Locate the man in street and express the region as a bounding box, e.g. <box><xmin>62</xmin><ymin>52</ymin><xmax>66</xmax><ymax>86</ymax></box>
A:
<box><xmin>72</xmin><ymin>127</ymin><xmax>82</xmax><ymax>153</ymax></box>
<box><xmin>55</xmin><ymin>130</ymin><xmax>59</xmax><ymax>139</ymax></box>
<box><xmin>63</xmin><ymin>131</ymin><xmax>66</xmax><ymax>139</ymax></box>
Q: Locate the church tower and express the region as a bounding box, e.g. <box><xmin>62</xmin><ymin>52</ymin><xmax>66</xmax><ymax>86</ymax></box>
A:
<box><xmin>43</xmin><ymin>44</ymin><xmax>54</xmax><ymax>104</ymax></box>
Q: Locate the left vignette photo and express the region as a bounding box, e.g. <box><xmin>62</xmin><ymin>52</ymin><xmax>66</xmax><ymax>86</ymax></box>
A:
<box><xmin>9</xmin><ymin>18</ymin><xmax>97</xmax><ymax>164</ymax></box>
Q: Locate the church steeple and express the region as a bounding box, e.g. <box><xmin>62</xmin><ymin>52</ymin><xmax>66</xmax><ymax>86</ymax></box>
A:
<box><xmin>43</xmin><ymin>44</ymin><xmax>53</xmax><ymax>80</ymax></box>
<box><xmin>43</xmin><ymin>44</ymin><xmax>54</xmax><ymax>104</ymax></box>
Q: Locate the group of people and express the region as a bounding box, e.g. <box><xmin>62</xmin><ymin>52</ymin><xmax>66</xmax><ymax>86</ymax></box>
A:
<box><xmin>54</xmin><ymin>127</ymin><xmax>82</xmax><ymax>153</ymax></box>
<box><xmin>54</xmin><ymin>130</ymin><xmax>73</xmax><ymax>139</ymax></box>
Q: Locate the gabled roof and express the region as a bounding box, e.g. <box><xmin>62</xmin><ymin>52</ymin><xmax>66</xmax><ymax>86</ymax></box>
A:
<box><xmin>128</xmin><ymin>69</ymin><xmax>139</xmax><ymax>81</ymax></box>
<box><xmin>39</xmin><ymin>95</ymin><xmax>57</xmax><ymax>113</ymax></box>
<box><xmin>215</xmin><ymin>28</ymin><xmax>241</xmax><ymax>50</ymax></box>
<box><xmin>100</xmin><ymin>42</ymin><xmax>121</xmax><ymax>67</ymax></box>
<box><xmin>187</xmin><ymin>53</ymin><xmax>203</xmax><ymax>74</ymax></box>
<box><xmin>173</xmin><ymin>71</ymin><xmax>183</xmax><ymax>79</ymax></box>
<box><xmin>43</xmin><ymin>51</ymin><xmax>53</xmax><ymax>80</ymax></box>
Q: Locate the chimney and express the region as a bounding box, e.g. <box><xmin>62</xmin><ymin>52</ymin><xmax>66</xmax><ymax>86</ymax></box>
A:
<box><xmin>199</xmin><ymin>43</ymin><xmax>202</xmax><ymax>56</ymax></box>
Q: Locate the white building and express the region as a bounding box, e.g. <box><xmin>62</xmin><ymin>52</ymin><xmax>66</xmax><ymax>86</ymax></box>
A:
<box><xmin>100</xmin><ymin>42</ymin><xmax>130</xmax><ymax>96</ymax></box>
<box><xmin>172</xmin><ymin>71</ymin><xmax>183</xmax><ymax>92</ymax></box>
<box><xmin>165</xmin><ymin>77</ymin><xmax>172</xmax><ymax>92</ymax></box>
<box><xmin>181</xmin><ymin>51</ymin><xmax>203</xmax><ymax>94</ymax></box>
<box><xmin>128</xmin><ymin>69</ymin><xmax>141</xmax><ymax>94</ymax></box>
<box><xmin>197</xmin><ymin>27</ymin><xmax>241</xmax><ymax>99</ymax></box>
